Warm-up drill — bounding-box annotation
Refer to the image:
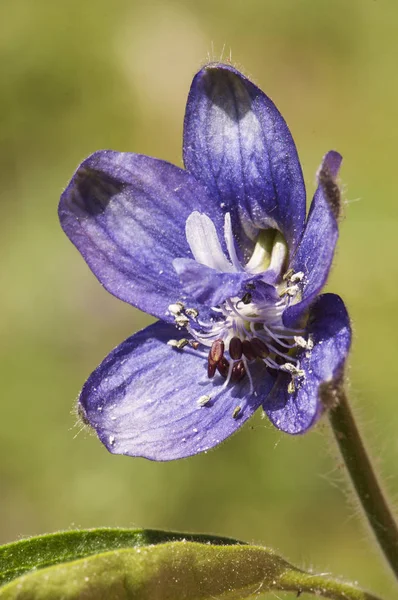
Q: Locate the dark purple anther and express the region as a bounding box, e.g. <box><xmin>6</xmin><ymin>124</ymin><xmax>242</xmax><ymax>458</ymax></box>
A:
<box><xmin>209</xmin><ymin>339</ymin><xmax>225</xmax><ymax>365</ymax></box>
<box><xmin>231</xmin><ymin>360</ymin><xmax>246</xmax><ymax>382</ymax></box>
<box><xmin>229</xmin><ymin>337</ymin><xmax>243</xmax><ymax>360</ymax></box>
<box><xmin>207</xmin><ymin>360</ymin><xmax>217</xmax><ymax>378</ymax></box>
<box><xmin>217</xmin><ymin>356</ymin><xmax>230</xmax><ymax>378</ymax></box>
<box><xmin>242</xmin><ymin>340</ymin><xmax>257</xmax><ymax>361</ymax></box>
<box><xmin>250</xmin><ymin>337</ymin><xmax>269</xmax><ymax>358</ymax></box>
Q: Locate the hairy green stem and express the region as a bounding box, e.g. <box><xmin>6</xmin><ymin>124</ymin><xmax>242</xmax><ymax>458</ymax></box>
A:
<box><xmin>328</xmin><ymin>386</ymin><xmax>398</xmax><ymax>582</ymax></box>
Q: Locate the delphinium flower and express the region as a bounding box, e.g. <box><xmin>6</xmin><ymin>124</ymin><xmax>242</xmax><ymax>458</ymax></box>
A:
<box><xmin>59</xmin><ymin>63</ymin><xmax>351</xmax><ymax>461</ymax></box>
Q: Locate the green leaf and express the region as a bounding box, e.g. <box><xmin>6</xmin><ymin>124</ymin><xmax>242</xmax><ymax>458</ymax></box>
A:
<box><xmin>0</xmin><ymin>528</ymin><xmax>239</xmax><ymax>587</ymax></box>
<box><xmin>0</xmin><ymin>530</ymin><xmax>382</xmax><ymax>600</ymax></box>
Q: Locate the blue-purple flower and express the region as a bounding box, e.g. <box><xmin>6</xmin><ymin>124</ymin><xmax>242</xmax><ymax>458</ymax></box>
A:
<box><xmin>59</xmin><ymin>63</ymin><xmax>351</xmax><ymax>461</ymax></box>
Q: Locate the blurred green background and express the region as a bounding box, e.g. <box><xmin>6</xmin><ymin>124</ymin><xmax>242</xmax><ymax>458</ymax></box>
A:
<box><xmin>1</xmin><ymin>0</ymin><xmax>397</xmax><ymax>597</ymax></box>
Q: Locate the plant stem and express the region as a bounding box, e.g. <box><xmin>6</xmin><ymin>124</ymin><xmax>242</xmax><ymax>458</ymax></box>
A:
<box><xmin>328</xmin><ymin>387</ymin><xmax>398</xmax><ymax>581</ymax></box>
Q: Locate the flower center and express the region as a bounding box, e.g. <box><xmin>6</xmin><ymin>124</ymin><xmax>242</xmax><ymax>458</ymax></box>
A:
<box><xmin>168</xmin><ymin>212</ymin><xmax>312</xmax><ymax>400</ymax></box>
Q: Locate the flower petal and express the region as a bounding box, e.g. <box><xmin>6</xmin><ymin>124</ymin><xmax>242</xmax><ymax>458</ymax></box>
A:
<box><xmin>283</xmin><ymin>151</ymin><xmax>342</xmax><ymax>328</ymax></box>
<box><xmin>183</xmin><ymin>63</ymin><xmax>306</xmax><ymax>250</ymax></box>
<box><xmin>185</xmin><ymin>211</ymin><xmax>235</xmax><ymax>272</ymax></box>
<box><xmin>264</xmin><ymin>293</ymin><xmax>351</xmax><ymax>434</ymax></box>
<box><xmin>79</xmin><ymin>321</ymin><xmax>272</xmax><ymax>461</ymax></box>
<box><xmin>173</xmin><ymin>258</ymin><xmax>254</xmax><ymax>306</ymax></box>
<box><xmin>59</xmin><ymin>150</ymin><xmax>225</xmax><ymax>321</ymax></box>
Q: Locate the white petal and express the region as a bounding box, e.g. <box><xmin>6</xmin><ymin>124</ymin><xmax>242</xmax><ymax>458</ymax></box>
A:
<box><xmin>185</xmin><ymin>211</ymin><xmax>236</xmax><ymax>272</ymax></box>
<box><xmin>269</xmin><ymin>231</ymin><xmax>288</xmax><ymax>275</ymax></box>
<box><xmin>224</xmin><ymin>213</ymin><xmax>243</xmax><ymax>271</ymax></box>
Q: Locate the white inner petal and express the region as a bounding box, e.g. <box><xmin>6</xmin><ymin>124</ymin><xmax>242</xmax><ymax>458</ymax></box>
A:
<box><xmin>268</xmin><ymin>231</ymin><xmax>288</xmax><ymax>275</ymax></box>
<box><xmin>185</xmin><ymin>211</ymin><xmax>236</xmax><ymax>272</ymax></box>
<box><xmin>224</xmin><ymin>213</ymin><xmax>243</xmax><ymax>271</ymax></box>
<box><xmin>245</xmin><ymin>231</ymin><xmax>273</xmax><ymax>274</ymax></box>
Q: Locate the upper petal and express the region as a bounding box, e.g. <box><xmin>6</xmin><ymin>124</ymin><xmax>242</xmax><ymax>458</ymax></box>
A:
<box><xmin>264</xmin><ymin>293</ymin><xmax>351</xmax><ymax>434</ymax></box>
<box><xmin>183</xmin><ymin>63</ymin><xmax>306</xmax><ymax>250</ymax></box>
<box><xmin>79</xmin><ymin>321</ymin><xmax>272</xmax><ymax>461</ymax></box>
<box><xmin>283</xmin><ymin>151</ymin><xmax>342</xmax><ymax>328</ymax></box>
<box><xmin>59</xmin><ymin>150</ymin><xmax>225</xmax><ymax>321</ymax></box>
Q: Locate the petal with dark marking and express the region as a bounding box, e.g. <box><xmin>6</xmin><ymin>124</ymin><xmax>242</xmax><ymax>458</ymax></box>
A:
<box><xmin>59</xmin><ymin>150</ymin><xmax>225</xmax><ymax>321</ymax></box>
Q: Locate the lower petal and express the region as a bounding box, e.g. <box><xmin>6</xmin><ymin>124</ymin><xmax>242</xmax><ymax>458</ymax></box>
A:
<box><xmin>79</xmin><ymin>321</ymin><xmax>272</xmax><ymax>461</ymax></box>
<box><xmin>264</xmin><ymin>293</ymin><xmax>351</xmax><ymax>434</ymax></box>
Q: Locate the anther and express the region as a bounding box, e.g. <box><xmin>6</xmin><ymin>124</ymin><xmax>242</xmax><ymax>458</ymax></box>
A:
<box><xmin>217</xmin><ymin>356</ymin><xmax>230</xmax><ymax>378</ymax></box>
<box><xmin>242</xmin><ymin>340</ymin><xmax>257</xmax><ymax>361</ymax></box>
<box><xmin>185</xmin><ymin>307</ymin><xmax>199</xmax><ymax>318</ymax></box>
<box><xmin>168</xmin><ymin>302</ymin><xmax>184</xmax><ymax>315</ymax></box>
<box><xmin>294</xmin><ymin>335</ymin><xmax>313</xmax><ymax>350</ymax></box>
<box><xmin>175</xmin><ymin>314</ymin><xmax>189</xmax><ymax>327</ymax></box>
<box><xmin>293</xmin><ymin>336</ymin><xmax>308</xmax><ymax>348</ymax></box>
<box><xmin>281</xmin><ymin>362</ymin><xmax>305</xmax><ymax>377</ymax></box>
<box><xmin>250</xmin><ymin>337</ymin><xmax>269</xmax><ymax>359</ymax></box>
<box><xmin>285</xmin><ymin>285</ymin><xmax>299</xmax><ymax>297</ymax></box>
<box><xmin>290</xmin><ymin>271</ymin><xmax>304</xmax><ymax>283</ymax></box>
<box><xmin>209</xmin><ymin>339</ymin><xmax>225</xmax><ymax>365</ymax></box>
<box><xmin>240</xmin><ymin>292</ymin><xmax>252</xmax><ymax>305</ymax></box>
<box><xmin>189</xmin><ymin>340</ymin><xmax>200</xmax><ymax>350</ymax></box>
<box><xmin>229</xmin><ymin>337</ymin><xmax>243</xmax><ymax>360</ymax></box>
<box><xmin>207</xmin><ymin>361</ymin><xmax>217</xmax><ymax>379</ymax></box>
<box><xmin>232</xmin><ymin>406</ymin><xmax>242</xmax><ymax>419</ymax></box>
<box><xmin>231</xmin><ymin>360</ymin><xmax>246</xmax><ymax>382</ymax></box>
<box><xmin>283</xmin><ymin>268</ymin><xmax>294</xmax><ymax>281</ymax></box>
<box><xmin>307</xmin><ymin>338</ymin><xmax>314</xmax><ymax>350</ymax></box>
<box><xmin>197</xmin><ymin>395</ymin><xmax>211</xmax><ymax>407</ymax></box>
<box><xmin>167</xmin><ymin>338</ymin><xmax>189</xmax><ymax>349</ymax></box>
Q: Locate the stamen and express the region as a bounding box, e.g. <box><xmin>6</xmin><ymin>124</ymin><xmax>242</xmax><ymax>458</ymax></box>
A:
<box><xmin>175</xmin><ymin>314</ymin><xmax>189</xmax><ymax>327</ymax></box>
<box><xmin>209</xmin><ymin>339</ymin><xmax>225</xmax><ymax>364</ymax></box>
<box><xmin>258</xmin><ymin>322</ymin><xmax>295</xmax><ymax>348</ymax></box>
<box><xmin>232</xmin><ymin>406</ymin><xmax>242</xmax><ymax>419</ymax></box>
<box><xmin>207</xmin><ymin>361</ymin><xmax>217</xmax><ymax>378</ymax></box>
<box><xmin>242</xmin><ymin>340</ymin><xmax>257</xmax><ymax>361</ymax></box>
<box><xmin>197</xmin><ymin>395</ymin><xmax>211</xmax><ymax>407</ymax></box>
<box><xmin>294</xmin><ymin>335</ymin><xmax>313</xmax><ymax>350</ymax></box>
<box><xmin>217</xmin><ymin>356</ymin><xmax>230</xmax><ymax>377</ymax></box>
<box><xmin>168</xmin><ymin>302</ymin><xmax>184</xmax><ymax>315</ymax></box>
<box><xmin>290</xmin><ymin>271</ymin><xmax>304</xmax><ymax>283</ymax></box>
<box><xmin>280</xmin><ymin>362</ymin><xmax>305</xmax><ymax>378</ymax></box>
<box><xmin>167</xmin><ymin>338</ymin><xmax>189</xmax><ymax>349</ymax></box>
<box><xmin>174</xmin><ymin>221</ymin><xmax>309</xmax><ymax>399</ymax></box>
<box><xmin>239</xmin><ymin>292</ymin><xmax>252</xmax><ymax>305</ymax></box>
<box><xmin>283</xmin><ymin>268</ymin><xmax>294</xmax><ymax>281</ymax></box>
<box><xmin>285</xmin><ymin>285</ymin><xmax>299</xmax><ymax>296</ymax></box>
<box><xmin>250</xmin><ymin>337</ymin><xmax>269</xmax><ymax>358</ymax></box>
<box><xmin>229</xmin><ymin>337</ymin><xmax>243</xmax><ymax>360</ymax></box>
<box><xmin>242</xmin><ymin>356</ymin><xmax>254</xmax><ymax>395</ymax></box>
<box><xmin>231</xmin><ymin>360</ymin><xmax>246</xmax><ymax>382</ymax></box>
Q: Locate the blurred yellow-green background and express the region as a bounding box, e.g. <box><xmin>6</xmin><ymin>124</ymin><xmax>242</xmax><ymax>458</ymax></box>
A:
<box><xmin>1</xmin><ymin>0</ymin><xmax>397</xmax><ymax>597</ymax></box>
